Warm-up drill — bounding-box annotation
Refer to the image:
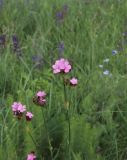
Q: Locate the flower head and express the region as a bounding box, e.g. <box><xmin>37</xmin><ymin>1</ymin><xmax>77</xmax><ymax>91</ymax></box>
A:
<box><xmin>70</xmin><ymin>77</ymin><xmax>78</xmax><ymax>86</ymax></box>
<box><xmin>12</xmin><ymin>34</ymin><xmax>22</xmax><ymax>57</ymax></box>
<box><xmin>38</xmin><ymin>97</ymin><xmax>46</xmax><ymax>105</ymax></box>
<box><xmin>103</xmin><ymin>70</ymin><xmax>110</xmax><ymax>75</ymax></box>
<box><xmin>0</xmin><ymin>35</ymin><xmax>5</xmax><ymax>46</ymax></box>
<box><xmin>33</xmin><ymin>91</ymin><xmax>46</xmax><ymax>107</ymax></box>
<box><xmin>36</xmin><ymin>91</ymin><xmax>46</xmax><ymax>98</ymax></box>
<box><xmin>103</xmin><ymin>58</ymin><xmax>109</xmax><ymax>63</ymax></box>
<box><xmin>112</xmin><ymin>50</ymin><xmax>118</xmax><ymax>55</ymax></box>
<box><xmin>99</xmin><ymin>65</ymin><xmax>103</xmax><ymax>68</ymax></box>
<box><xmin>11</xmin><ymin>102</ymin><xmax>26</xmax><ymax>119</ymax></box>
<box><xmin>55</xmin><ymin>4</ymin><xmax>68</xmax><ymax>24</ymax></box>
<box><xmin>52</xmin><ymin>58</ymin><xmax>71</xmax><ymax>74</ymax></box>
<box><xmin>27</xmin><ymin>152</ymin><xmax>36</xmax><ymax>160</ymax></box>
<box><xmin>56</xmin><ymin>11</ymin><xmax>64</xmax><ymax>22</ymax></box>
<box><xmin>26</xmin><ymin>112</ymin><xmax>34</xmax><ymax>121</ymax></box>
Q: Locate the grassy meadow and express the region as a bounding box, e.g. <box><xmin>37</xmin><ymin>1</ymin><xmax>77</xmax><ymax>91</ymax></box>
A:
<box><xmin>1</xmin><ymin>0</ymin><xmax>127</xmax><ymax>159</ymax></box>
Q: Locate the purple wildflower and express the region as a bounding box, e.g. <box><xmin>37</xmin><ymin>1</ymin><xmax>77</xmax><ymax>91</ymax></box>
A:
<box><xmin>12</xmin><ymin>35</ymin><xmax>22</xmax><ymax>56</ymax></box>
<box><xmin>63</xmin><ymin>4</ymin><xmax>68</xmax><ymax>13</ymax></box>
<box><xmin>0</xmin><ymin>35</ymin><xmax>6</xmax><ymax>46</ymax></box>
<box><xmin>56</xmin><ymin>11</ymin><xmax>64</xmax><ymax>22</ymax></box>
<box><xmin>55</xmin><ymin>4</ymin><xmax>68</xmax><ymax>24</ymax></box>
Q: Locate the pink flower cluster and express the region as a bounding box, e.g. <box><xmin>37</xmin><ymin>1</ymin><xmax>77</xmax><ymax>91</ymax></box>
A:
<box><xmin>27</xmin><ymin>152</ymin><xmax>36</xmax><ymax>160</ymax></box>
<box><xmin>33</xmin><ymin>91</ymin><xmax>46</xmax><ymax>107</ymax></box>
<box><xmin>11</xmin><ymin>102</ymin><xmax>33</xmax><ymax>121</ymax></box>
<box><xmin>52</xmin><ymin>58</ymin><xmax>78</xmax><ymax>86</ymax></box>
<box><xmin>52</xmin><ymin>58</ymin><xmax>71</xmax><ymax>74</ymax></box>
<box><xmin>12</xmin><ymin>102</ymin><xmax>26</xmax><ymax>115</ymax></box>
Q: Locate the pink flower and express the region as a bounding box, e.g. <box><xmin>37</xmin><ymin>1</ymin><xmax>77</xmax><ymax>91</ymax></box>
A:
<box><xmin>70</xmin><ymin>77</ymin><xmax>78</xmax><ymax>86</ymax></box>
<box><xmin>33</xmin><ymin>91</ymin><xmax>46</xmax><ymax>107</ymax></box>
<box><xmin>11</xmin><ymin>102</ymin><xmax>26</xmax><ymax>119</ymax></box>
<box><xmin>36</xmin><ymin>91</ymin><xmax>46</xmax><ymax>97</ymax></box>
<box><xmin>26</xmin><ymin>112</ymin><xmax>34</xmax><ymax>121</ymax></box>
<box><xmin>38</xmin><ymin>97</ymin><xmax>46</xmax><ymax>105</ymax></box>
<box><xmin>52</xmin><ymin>58</ymin><xmax>71</xmax><ymax>74</ymax></box>
<box><xmin>27</xmin><ymin>152</ymin><xmax>36</xmax><ymax>160</ymax></box>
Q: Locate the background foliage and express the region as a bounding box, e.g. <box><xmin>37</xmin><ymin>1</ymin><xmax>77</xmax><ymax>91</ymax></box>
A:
<box><xmin>0</xmin><ymin>0</ymin><xmax>127</xmax><ymax>159</ymax></box>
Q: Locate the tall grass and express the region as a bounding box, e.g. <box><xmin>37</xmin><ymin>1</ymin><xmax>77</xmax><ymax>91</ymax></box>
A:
<box><xmin>0</xmin><ymin>0</ymin><xmax>127</xmax><ymax>159</ymax></box>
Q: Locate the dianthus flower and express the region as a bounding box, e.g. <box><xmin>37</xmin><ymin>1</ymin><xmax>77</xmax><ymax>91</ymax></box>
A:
<box><xmin>27</xmin><ymin>152</ymin><xmax>36</xmax><ymax>160</ymax></box>
<box><xmin>11</xmin><ymin>102</ymin><xmax>26</xmax><ymax>119</ymax></box>
<box><xmin>26</xmin><ymin>112</ymin><xmax>34</xmax><ymax>121</ymax></box>
<box><xmin>52</xmin><ymin>58</ymin><xmax>71</xmax><ymax>74</ymax></box>
<box><xmin>70</xmin><ymin>77</ymin><xmax>78</xmax><ymax>86</ymax></box>
<box><xmin>36</xmin><ymin>91</ymin><xmax>46</xmax><ymax>97</ymax></box>
<box><xmin>33</xmin><ymin>91</ymin><xmax>46</xmax><ymax>107</ymax></box>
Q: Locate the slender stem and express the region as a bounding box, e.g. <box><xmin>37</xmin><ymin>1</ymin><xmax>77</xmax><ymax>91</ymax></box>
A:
<box><xmin>28</xmin><ymin>129</ymin><xmax>43</xmax><ymax>160</ymax></box>
<box><xmin>63</xmin><ymin>76</ymin><xmax>71</xmax><ymax>159</ymax></box>
<box><xmin>63</xmin><ymin>77</ymin><xmax>67</xmax><ymax>102</ymax></box>
<box><xmin>68</xmin><ymin>110</ymin><xmax>71</xmax><ymax>160</ymax></box>
<box><xmin>42</xmin><ymin>109</ymin><xmax>53</xmax><ymax>160</ymax></box>
<box><xmin>28</xmin><ymin>130</ymin><xmax>38</xmax><ymax>150</ymax></box>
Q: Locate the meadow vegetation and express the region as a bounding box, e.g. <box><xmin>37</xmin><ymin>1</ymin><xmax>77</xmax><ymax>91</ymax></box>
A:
<box><xmin>0</xmin><ymin>0</ymin><xmax>127</xmax><ymax>159</ymax></box>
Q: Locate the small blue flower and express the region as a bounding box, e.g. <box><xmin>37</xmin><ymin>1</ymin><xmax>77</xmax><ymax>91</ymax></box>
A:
<box><xmin>112</xmin><ymin>50</ymin><xmax>118</xmax><ymax>55</ymax></box>
<box><xmin>103</xmin><ymin>70</ymin><xmax>109</xmax><ymax>75</ymax></box>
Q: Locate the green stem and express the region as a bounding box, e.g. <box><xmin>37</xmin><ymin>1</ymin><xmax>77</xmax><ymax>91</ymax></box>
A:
<box><xmin>68</xmin><ymin>110</ymin><xmax>71</xmax><ymax>160</ymax></box>
<box><xmin>28</xmin><ymin>130</ymin><xmax>38</xmax><ymax>150</ymax></box>
<box><xmin>42</xmin><ymin>109</ymin><xmax>53</xmax><ymax>160</ymax></box>
<box><xmin>63</xmin><ymin>76</ymin><xmax>71</xmax><ymax>159</ymax></box>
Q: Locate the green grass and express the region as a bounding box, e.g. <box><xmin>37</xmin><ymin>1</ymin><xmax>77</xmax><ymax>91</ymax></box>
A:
<box><xmin>1</xmin><ymin>0</ymin><xmax>127</xmax><ymax>159</ymax></box>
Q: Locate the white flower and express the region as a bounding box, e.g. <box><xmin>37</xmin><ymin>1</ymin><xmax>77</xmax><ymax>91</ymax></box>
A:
<box><xmin>99</xmin><ymin>65</ymin><xmax>103</xmax><ymax>68</ymax></box>
<box><xmin>103</xmin><ymin>58</ymin><xmax>109</xmax><ymax>63</ymax></box>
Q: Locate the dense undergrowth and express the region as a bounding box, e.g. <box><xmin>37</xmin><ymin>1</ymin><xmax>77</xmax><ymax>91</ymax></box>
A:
<box><xmin>1</xmin><ymin>0</ymin><xmax>127</xmax><ymax>159</ymax></box>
